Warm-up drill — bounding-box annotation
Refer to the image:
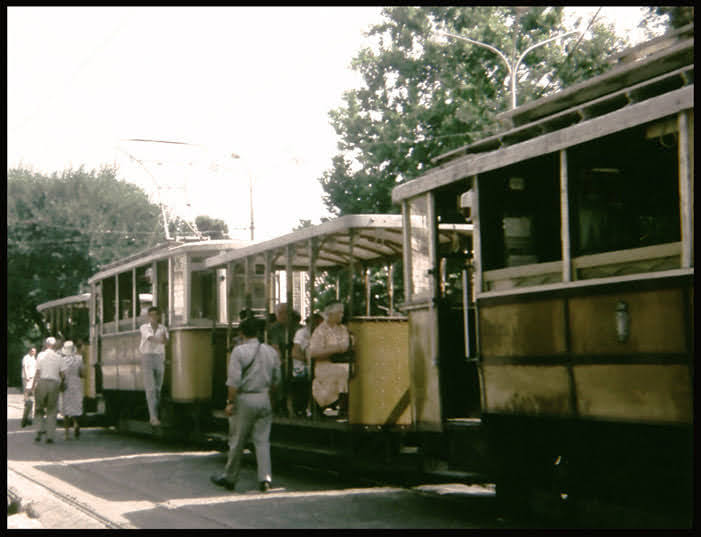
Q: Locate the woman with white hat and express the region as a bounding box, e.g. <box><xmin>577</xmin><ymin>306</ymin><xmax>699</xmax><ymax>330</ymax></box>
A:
<box><xmin>59</xmin><ymin>340</ymin><xmax>84</xmax><ymax>439</ymax></box>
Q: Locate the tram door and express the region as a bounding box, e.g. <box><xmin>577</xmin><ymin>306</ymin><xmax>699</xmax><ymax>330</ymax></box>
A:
<box><xmin>436</xmin><ymin>251</ymin><xmax>481</xmax><ymax>419</ymax></box>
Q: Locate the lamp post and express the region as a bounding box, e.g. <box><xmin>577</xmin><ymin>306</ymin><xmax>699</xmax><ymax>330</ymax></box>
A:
<box><xmin>230</xmin><ymin>152</ymin><xmax>255</xmax><ymax>241</ymax></box>
<box><xmin>440</xmin><ymin>29</ymin><xmax>580</xmax><ymax>109</ymax></box>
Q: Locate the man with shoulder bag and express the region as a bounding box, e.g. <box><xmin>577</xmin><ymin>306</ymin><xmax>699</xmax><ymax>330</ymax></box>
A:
<box><xmin>211</xmin><ymin>317</ymin><xmax>281</xmax><ymax>493</ymax></box>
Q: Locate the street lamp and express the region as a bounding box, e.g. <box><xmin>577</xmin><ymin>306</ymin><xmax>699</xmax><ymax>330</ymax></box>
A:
<box><xmin>230</xmin><ymin>152</ymin><xmax>255</xmax><ymax>241</ymax></box>
<box><xmin>440</xmin><ymin>30</ymin><xmax>581</xmax><ymax>109</ymax></box>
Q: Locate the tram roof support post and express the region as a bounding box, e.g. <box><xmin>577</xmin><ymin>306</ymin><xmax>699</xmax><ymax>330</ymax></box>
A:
<box><xmin>132</xmin><ymin>267</ymin><xmax>137</xmax><ymax>330</ymax></box>
<box><xmin>264</xmin><ymin>252</ymin><xmax>272</xmax><ymax>330</ymax></box>
<box><xmin>365</xmin><ymin>266</ymin><xmax>371</xmax><ymax>316</ymax></box>
<box><xmin>114</xmin><ymin>275</ymin><xmax>119</xmax><ymax>332</ymax></box>
<box><xmin>471</xmin><ymin>176</ymin><xmax>483</xmax><ymax>296</ymax></box>
<box><xmin>402</xmin><ymin>201</ymin><xmax>412</xmax><ymax>300</ymax></box>
<box><xmin>245</xmin><ymin>256</ymin><xmax>253</xmax><ymax>310</ymax></box>
<box><xmin>347</xmin><ymin>231</ymin><xmax>355</xmax><ymax>317</ymax></box>
<box><xmin>308</xmin><ymin>238</ymin><xmax>316</xmax><ymax>316</ymax></box>
<box><xmin>560</xmin><ymin>149</ymin><xmax>572</xmax><ymax>282</ymax></box>
<box><xmin>388</xmin><ymin>262</ymin><xmax>395</xmax><ymax>316</ymax></box>
<box><xmin>678</xmin><ymin>110</ymin><xmax>693</xmax><ymax>268</ymax></box>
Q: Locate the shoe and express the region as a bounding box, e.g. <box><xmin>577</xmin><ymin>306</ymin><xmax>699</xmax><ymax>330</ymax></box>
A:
<box><xmin>150</xmin><ymin>418</ymin><xmax>161</xmax><ymax>426</ymax></box>
<box><xmin>259</xmin><ymin>481</ymin><xmax>272</xmax><ymax>492</ymax></box>
<box><xmin>210</xmin><ymin>474</ymin><xmax>235</xmax><ymax>491</ymax></box>
<box><xmin>46</xmin><ymin>438</ymin><xmax>54</xmax><ymax>444</ymax></box>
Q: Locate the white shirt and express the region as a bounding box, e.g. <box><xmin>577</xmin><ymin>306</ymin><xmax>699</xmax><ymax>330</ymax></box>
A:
<box><xmin>139</xmin><ymin>323</ymin><xmax>169</xmax><ymax>355</ymax></box>
<box><xmin>35</xmin><ymin>349</ymin><xmax>63</xmax><ymax>382</ymax></box>
<box><xmin>226</xmin><ymin>338</ymin><xmax>281</xmax><ymax>393</ymax></box>
<box><xmin>22</xmin><ymin>353</ymin><xmax>37</xmax><ymax>384</ymax></box>
<box><xmin>292</xmin><ymin>326</ymin><xmax>312</xmax><ymax>372</ymax></box>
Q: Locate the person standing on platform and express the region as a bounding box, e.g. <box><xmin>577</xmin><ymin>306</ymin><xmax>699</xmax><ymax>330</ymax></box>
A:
<box><xmin>59</xmin><ymin>341</ymin><xmax>84</xmax><ymax>439</ymax></box>
<box><xmin>139</xmin><ymin>306</ymin><xmax>168</xmax><ymax>426</ymax></box>
<box><xmin>211</xmin><ymin>318</ymin><xmax>281</xmax><ymax>493</ymax></box>
<box><xmin>21</xmin><ymin>347</ymin><xmax>37</xmax><ymax>427</ymax></box>
<box><xmin>32</xmin><ymin>337</ymin><xmax>63</xmax><ymax>443</ymax></box>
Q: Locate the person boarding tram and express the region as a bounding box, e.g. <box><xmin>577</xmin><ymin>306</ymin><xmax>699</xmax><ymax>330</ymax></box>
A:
<box><xmin>138</xmin><ymin>306</ymin><xmax>168</xmax><ymax>426</ymax></box>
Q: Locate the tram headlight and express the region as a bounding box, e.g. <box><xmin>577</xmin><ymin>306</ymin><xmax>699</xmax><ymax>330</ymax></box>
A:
<box><xmin>459</xmin><ymin>190</ymin><xmax>475</xmax><ymax>222</ymax></box>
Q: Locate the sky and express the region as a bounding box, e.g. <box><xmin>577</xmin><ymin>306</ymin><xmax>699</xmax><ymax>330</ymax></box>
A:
<box><xmin>7</xmin><ymin>6</ymin><xmax>654</xmax><ymax>242</ymax></box>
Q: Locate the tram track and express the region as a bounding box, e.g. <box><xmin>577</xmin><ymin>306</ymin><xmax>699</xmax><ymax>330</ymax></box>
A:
<box><xmin>8</xmin><ymin>466</ymin><xmax>126</xmax><ymax>529</ymax></box>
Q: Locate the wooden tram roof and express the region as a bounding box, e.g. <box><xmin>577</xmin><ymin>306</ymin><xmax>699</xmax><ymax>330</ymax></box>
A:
<box><xmin>392</xmin><ymin>24</ymin><xmax>694</xmax><ymax>203</ymax></box>
<box><xmin>36</xmin><ymin>293</ymin><xmax>91</xmax><ymax>312</ymax></box>
<box><xmin>87</xmin><ymin>239</ymin><xmax>248</xmax><ymax>284</ymax></box>
<box><xmin>204</xmin><ymin>214</ymin><xmax>473</xmax><ymax>271</ymax></box>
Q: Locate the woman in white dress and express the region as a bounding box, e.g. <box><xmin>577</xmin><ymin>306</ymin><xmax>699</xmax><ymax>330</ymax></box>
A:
<box><xmin>309</xmin><ymin>302</ymin><xmax>355</xmax><ymax>417</ymax></box>
<box><xmin>59</xmin><ymin>341</ymin><xmax>84</xmax><ymax>439</ymax></box>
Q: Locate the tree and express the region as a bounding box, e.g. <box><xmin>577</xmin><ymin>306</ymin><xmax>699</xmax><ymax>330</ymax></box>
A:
<box><xmin>195</xmin><ymin>215</ymin><xmax>230</xmax><ymax>240</ymax></box>
<box><xmin>319</xmin><ymin>6</ymin><xmax>624</xmax><ymax>215</ymax></box>
<box><xmin>7</xmin><ymin>166</ymin><xmax>163</xmax><ymax>385</ymax></box>
<box><xmin>639</xmin><ymin>6</ymin><xmax>694</xmax><ymax>39</ymax></box>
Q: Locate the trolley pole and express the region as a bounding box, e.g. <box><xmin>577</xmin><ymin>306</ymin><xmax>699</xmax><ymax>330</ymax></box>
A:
<box><xmin>231</xmin><ymin>152</ymin><xmax>255</xmax><ymax>241</ymax></box>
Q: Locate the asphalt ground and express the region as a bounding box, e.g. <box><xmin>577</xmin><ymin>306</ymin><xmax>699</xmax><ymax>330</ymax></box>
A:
<box><xmin>7</xmin><ymin>389</ymin><xmax>508</xmax><ymax>529</ymax></box>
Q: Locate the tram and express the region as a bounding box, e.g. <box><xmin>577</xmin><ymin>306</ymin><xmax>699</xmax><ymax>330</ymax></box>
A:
<box><xmin>85</xmin><ymin>239</ymin><xmax>247</xmax><ymax>431</ymax></box>
<box><xmin>33</xmin><ymin>23</ymin><xmax>692</xmax><ymax>522</ymax></box>
<box><xmin>391</xmin><ymin>24</ymin><xmax>693</xmax><ymax>520</ymax></box>
<box><xmin>36</xmin><ymin>293</ymin><xmax>98</xmax><ymax>411</ymax></box>
<box><xmin>201</xmin><ymin>214</ymin><xmax>474</xmax><ymax>469</ymax></box>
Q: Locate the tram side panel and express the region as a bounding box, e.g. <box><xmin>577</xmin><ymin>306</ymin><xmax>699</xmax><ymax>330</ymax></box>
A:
<box><xmin>347</xmin><ymin>318</ymin><xmax>411</xmax><ymax>427</ymax></box>
<box><xmin>479</xmin><ymin>280</ymin><xmax>693</xmax><ymax>515</ymax></box>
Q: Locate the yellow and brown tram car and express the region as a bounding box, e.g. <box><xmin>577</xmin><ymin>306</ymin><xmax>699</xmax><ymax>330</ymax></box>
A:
<box><xmin>203</xmin><ymin>214</ymin><xmax>472</xmax><ymax>466</ymax></box>
<box><xmin>85</xmin><ymin>239</ymin><xmax>247</xmax><ymax>429</ymax></box>
<box><xmin>392</xmin><ymin>25</ymin><xmax>693</xmax><ymax>521</ymax></box>
<box><xmin>37</xmin><ymin>293</ymin><xmax>98</xmax><ymax>411</ymax></box>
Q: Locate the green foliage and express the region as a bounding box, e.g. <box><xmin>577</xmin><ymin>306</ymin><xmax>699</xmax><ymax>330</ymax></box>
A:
<box><xmin>638</xmin><ymin>6</ymin><xmax>694</xmax><ymax>41</ymax></box>
<box><xmin>195</xmin><ymin>215</ymin><xmax>230</xmax><ymax>240</ymax></box>
<box><xmin>7</xmin><ymin>166</ymin><xmax>163</xmax><ymax>384</ymax></box>
<box><xmin>319</xmin><ymin>6</ymin><xmax>624</xmax><ymax>216</ymax></box>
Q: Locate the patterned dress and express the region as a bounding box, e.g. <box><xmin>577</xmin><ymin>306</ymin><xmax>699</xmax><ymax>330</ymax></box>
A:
<box><xmin>60</xmin><ymin>353</ymin><xmax>84</xmax><ymax>417</ymax></box>
<box><xmin>309</xmin><ymin>321</ymin><xmax>350</xmax><ymax>407</ymax></box>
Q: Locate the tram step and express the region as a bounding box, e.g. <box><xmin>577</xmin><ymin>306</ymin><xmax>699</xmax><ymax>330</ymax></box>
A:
<box><xmin>423</xmin><ymin>469</ymin><xmax>490</xmax><ymax>484</ymax></box>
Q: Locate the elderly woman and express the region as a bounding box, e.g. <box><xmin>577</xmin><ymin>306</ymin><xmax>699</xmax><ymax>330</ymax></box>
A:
<box><xmin>59</xmin><ymin>340</ymin><xmax>84</xmax><ymax>439</ymax></box>
<box><xmin>308</xmin><ymin>302</ymin><xmax>354</xmax><ymax>417</ymax></box>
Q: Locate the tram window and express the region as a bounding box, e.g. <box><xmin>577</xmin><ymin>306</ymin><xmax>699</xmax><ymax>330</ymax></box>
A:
<box><xmin>569</xmin><ymin>123</ymin><xmax>680</xmax><ymax>257</ymax></box>
<box><xmin>190</xmin><ymin>270</ymin><xmax>214</xmax><ymax>321</ymax></box>
<box><xmin>156</xmin><ymin>260</ymin><xmax>169</xmax><ymax>322</ymax></box>
<box><xmin>135</xmin><ymin>265</ymin><xmax>153</xmax><ymax>322</ymax></box>
<box><xmin>408</xmin><ymin>195</ymin><xmax>432</xmax><ymax>300</ymax></box>
<box><xmin>102</xmin><ymin>277</ymin><xmax>115</xmax><ymax>328</ymax></box>
<box><xmin>479</xmin><ymin>154</ymin><xmax>561</xmax><ymax>270</ymax></box>
<box><xmin>118</xmin><ymin>271</ymin><xmax>133</xmax><ymax>330</ymax></box>
<box><xmin>172</xmin><ymin>255</ymin><xmax>187</xmax><ymax>326</ymax></box>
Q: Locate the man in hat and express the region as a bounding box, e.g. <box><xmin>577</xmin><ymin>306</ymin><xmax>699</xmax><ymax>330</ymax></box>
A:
<box><xmin>32</xmin><ymin>337</ymin><xmax>63</xmax><ymax>443</ymax></box>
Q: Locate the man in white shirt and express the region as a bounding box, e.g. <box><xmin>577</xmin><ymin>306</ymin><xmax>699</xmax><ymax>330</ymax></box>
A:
<box><xmin>32</xmin><ymin>337</ymin><xmax>63</xmax><ymax>443</ymax></box>
<box><xmin>139</xmin><ymin>306</ymin><xmax>168</xmax><ymax>426</ymax></box>
<box><xmin>21</xmin><ymin>347</ymin><xmax>37</xmax><ymax>427</ymax></box>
